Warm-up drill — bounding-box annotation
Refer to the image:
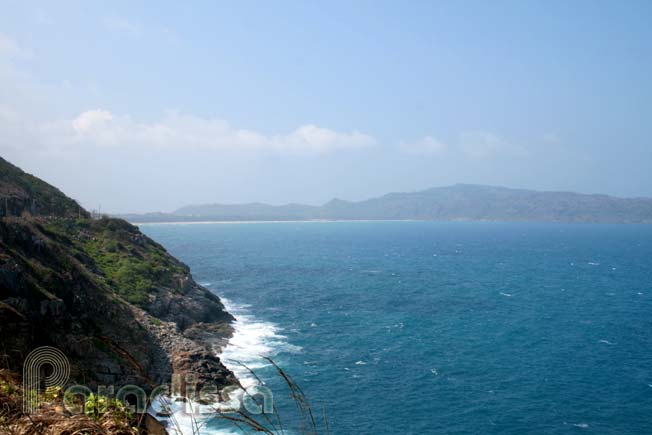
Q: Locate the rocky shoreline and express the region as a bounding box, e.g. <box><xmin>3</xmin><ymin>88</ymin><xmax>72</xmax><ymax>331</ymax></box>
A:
<box><xmin>0</xmin><ymin>214</ymin><xmax>238</xmax><ymax>395</ymax></box>
<box><xmin>134</xmin><ymin>277</ymin><xmax>238</xmax><ymax>396</ymax></box>
<box><xmin>0</xmin><ymin>156</ymin><xmax>242</xmax><ymax>435</ymax></box>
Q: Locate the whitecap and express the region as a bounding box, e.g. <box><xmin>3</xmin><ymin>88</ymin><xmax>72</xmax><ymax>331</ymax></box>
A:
<box><xmin>588</xmin><ymin>262</ymin><xmax>600</xmax><ymax>266</ymax></box>
<box><xmin>598</xmin><ymin>339</ymin><xmax>615</xmax><ymax>345</ymax></box>
<box><xmin>573</xmin><ymin>423</ymin><xmax>589</xmax><ymax>428</ymax></box>
<box><xmin>500</xmin><ymin>292</ymin><xmax>513</xmax><ymax>297</ymax></box>
<box><xmin>160</xmin><ymin>295</ymin><xmax>302</xmax><ymax>434</ymax></box>
<box><xmin>218</xmin><ymin>296</ymin><xmax>301</xmax><ymax>389</ymax></box>
<box><xmin>430</xmin><ymin>368</ymin><xmax>438</xmax><ymax>375</ymax></box>
<box><xmin>148</xmin><ymin>396</ymin><xmax>232</xmax><ymax>435</ymax></box>
<box><xmin>355</xmin><ymin>360</ymin><xmax>367</xmax><ymax>365</ymax></box>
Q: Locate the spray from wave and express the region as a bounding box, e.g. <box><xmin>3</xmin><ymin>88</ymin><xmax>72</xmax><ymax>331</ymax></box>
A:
<box><xmin>218</xmin><ymin>296</ymin><xmax>302</xmax><ymax>388</ymax></box>
<box><xmin>154</xmin><ymin>288</ymin><xmax>301</xmax><ymax>435</ymax></box>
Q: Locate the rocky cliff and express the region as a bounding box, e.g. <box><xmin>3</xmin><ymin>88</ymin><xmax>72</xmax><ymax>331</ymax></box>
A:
<box><xmin>0</xmin><ymin>157</ymin><xmax>235</xmax><ymax>394</ymax></box>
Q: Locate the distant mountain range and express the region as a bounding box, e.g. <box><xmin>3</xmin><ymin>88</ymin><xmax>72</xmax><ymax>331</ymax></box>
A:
<box><xmin>120</xmin><ymin>184</ymin><xmax>652</xmax><ymax>224</ymax></box>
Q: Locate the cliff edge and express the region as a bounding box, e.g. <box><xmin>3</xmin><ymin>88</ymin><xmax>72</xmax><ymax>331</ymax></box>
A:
<box><xmin>0</xmin><ymin>156</ymin><xmax>235</xmax><ymax>393</ymax></box>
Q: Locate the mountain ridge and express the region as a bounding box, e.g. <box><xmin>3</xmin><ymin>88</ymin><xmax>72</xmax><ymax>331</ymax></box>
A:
<box><xmin>121</xmin><ymin>184</ymin><xmax>652</xmax><ymax>224</ymax></box>
<box><xmin>0</xmin><ymin>157</ymin><xmax>89</xmax><ymax>218</ymax></box>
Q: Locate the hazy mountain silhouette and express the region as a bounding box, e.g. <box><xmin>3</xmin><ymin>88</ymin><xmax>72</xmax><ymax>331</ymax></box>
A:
<box><xmin>121</xmin><ymin>184</ymin><xmax>652</xmax><ymax>224</ymax></box>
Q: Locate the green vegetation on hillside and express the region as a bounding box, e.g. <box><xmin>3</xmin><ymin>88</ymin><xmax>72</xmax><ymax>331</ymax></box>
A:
<box><xmin>44</xmin><ymin>217</ymin><xmax>187</xmax><ymax>308</ymax></box>
<box><xmin>1</xmin><ymin>156</ymin><xmax>236</xmax><ymax>433</ymax></box>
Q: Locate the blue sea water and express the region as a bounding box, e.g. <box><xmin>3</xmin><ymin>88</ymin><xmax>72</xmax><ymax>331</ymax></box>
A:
<box><xmin>140</xmin><ymin>221</ymin><xmax>652</xmax><ymax>435</ymax></box>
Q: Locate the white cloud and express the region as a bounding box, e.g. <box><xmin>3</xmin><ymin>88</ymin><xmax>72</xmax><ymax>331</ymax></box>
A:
<box><xmin>399</xmin><ymin>133</ymin><xmax>523</xmax><ymax>158</ymax></box>
<box><xmin>0</xmin><ymin>33</ymin><xmax>32</xmax><ymax>60</ymax></box>
<box><xmin>103</xmin><ymin>16</ymin><xmax>141</xmax><ymax>36</ymax></box>
<box><xmin>400</xmin><ymin>136</ymin><xmax>447</xmax><ymax>154</ymax></box>
<box><xmin>459</xmin><ymin>131</ymin><xmax>518</xmax><ymax>158</ymax></box>
<box><xmin>71</xmin><ymin>109</ymin><xmax>113</xmax><ymax>133</ymax></box>
<box><xmin>34</xmin><ymin>109</ymin><xmax>376</xmax><ymax>154</ymax></box>
<box><xmin>274</xmin><ymin>124</ymin><xmax>375</xmax><ymax>152</ymax></box>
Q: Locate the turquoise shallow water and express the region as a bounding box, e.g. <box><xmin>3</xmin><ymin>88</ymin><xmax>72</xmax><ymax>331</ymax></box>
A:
<box><xmin>141</xmin><ymin>221</ymin><xmax>652</xmax><ymax>435</ymax></box>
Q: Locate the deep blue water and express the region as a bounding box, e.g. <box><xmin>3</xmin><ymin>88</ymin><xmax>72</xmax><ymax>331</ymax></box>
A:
<box><xmin>141</xmin><ymin>221</ymin><xmax>652</xmax><ymax>435</ymax></box>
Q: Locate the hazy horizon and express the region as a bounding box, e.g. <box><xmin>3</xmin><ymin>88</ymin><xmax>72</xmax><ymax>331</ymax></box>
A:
<box><xmin>120</xmin><ymin>182</ymin><xmax>652</xmax><ymax>216</ymax></box>
<box><xmin>2</xmin><ymin>1</ymin><xmax>651</xmax><ymax>213</ymax></box>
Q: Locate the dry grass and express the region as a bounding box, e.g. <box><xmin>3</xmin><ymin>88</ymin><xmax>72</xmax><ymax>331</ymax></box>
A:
<box><xmin>198</xmin><ymin>357</ymin><xmax>329</xmax><ymax>435</ymax></box>
<box><xmin>1</xmin><ymin>357</ymin><xmax>329</xmax><ymax>435</ymax></box>
<box><xmin>0</xmin><ymin>370</ymin><xmax>140</xmax><ymax>435</ymax></box>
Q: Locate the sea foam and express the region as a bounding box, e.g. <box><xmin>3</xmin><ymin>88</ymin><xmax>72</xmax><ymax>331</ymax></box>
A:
<box><xmin>158</xmin><ymin>291</ymin><xmax>300</xmax><ymax>435</ymax></box>
<box><xmin>219</xmin><ymin>296</ymin><xmax>302</xmax><ymax>388</ymax></box>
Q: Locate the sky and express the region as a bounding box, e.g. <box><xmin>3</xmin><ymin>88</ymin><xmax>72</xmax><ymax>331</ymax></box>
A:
<box><xmin>1</xmin><ymin>0</ymin><xmax>651</xmax><ymax>213</ymax></box>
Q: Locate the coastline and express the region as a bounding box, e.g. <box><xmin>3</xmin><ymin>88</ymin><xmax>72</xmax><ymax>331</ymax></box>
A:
<box><xmin>152</xmin><ymin>288</ymin><xmax>300</xmax><ymax>435</ymax></box>
<box><xmin>132</xmin><ymin>218</ymin><xmax>652</xmax><ymax>226</ymax></box>
<box><xmin>135</xmin><ymin>219</ymin><xmax>420</xmax><ymax>225</ymax></box>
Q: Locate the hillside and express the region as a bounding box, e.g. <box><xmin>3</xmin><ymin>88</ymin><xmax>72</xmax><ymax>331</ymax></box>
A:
<box><xmin>123</xmin><ymin>184</ymin><xmax>652</xmax><ymax>224</ymax></box>
<box><xmin>0</xmin><ymin>157</ymin><xmax>89</xmax><ymax>219</ymax></box>
<box><xmin>0</xmin><ymin>157</ymin><xmax>235</xmax><ymax>394</ymax></box>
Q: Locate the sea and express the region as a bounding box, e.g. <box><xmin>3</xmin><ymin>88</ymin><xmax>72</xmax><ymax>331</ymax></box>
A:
<box><xmin>139</xmin><ymin>221</ymin><xmax>652</xmax><ymax>435</ymax></box>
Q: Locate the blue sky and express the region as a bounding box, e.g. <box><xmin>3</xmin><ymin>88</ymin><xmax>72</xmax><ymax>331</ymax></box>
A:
<box><xmin>1</xmin><ymin>0</ymin><xmax>651</xmax><ymax>212</ymax></box>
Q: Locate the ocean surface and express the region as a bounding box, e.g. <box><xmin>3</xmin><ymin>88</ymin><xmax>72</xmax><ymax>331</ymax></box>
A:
<box><xmin>140</xmin><ymin>221</ymin><xmax>652</xmax><ymax>435</ymax></box>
